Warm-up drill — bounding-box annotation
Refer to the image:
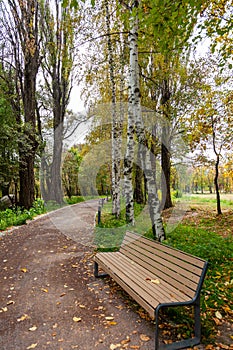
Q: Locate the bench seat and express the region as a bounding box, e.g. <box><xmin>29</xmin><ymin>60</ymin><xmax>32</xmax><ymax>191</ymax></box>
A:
<box><xmin>94</xmin><ymin>231</ymin><xmax>208</xmax><ymax>350</ymax></box>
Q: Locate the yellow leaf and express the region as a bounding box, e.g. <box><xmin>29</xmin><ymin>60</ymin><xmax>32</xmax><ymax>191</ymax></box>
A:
<box><xmin>73</xmin><ymin>317</ymin><xmax>81</xmax><ymax>322</ymax></box>
<box><xmin>110</xmin><ymin>344</ymin><xmax>121</xmax><ymax>350</ymax></box>
<box><xmin>29</xmin><ymin>326</ymin><xmax>37</xmax><ymax>331</ymax></box>
<box><xmin>79</xmin><ymin>304</ymin><xmax>86</xmax><ymax>309</ymax></box>
<box><xmin>151</xmin><ymin>279</ymin><xmax>160</xmax><ymax>284</ymax></box>
<box><xmin>215</xmin><ymin>311</ymin><xmax>223</xmax><ymax>319</ymax></box>
<box><xmin>26</xmin><ymin>344</ymin><xmax>38</xmax><ymax>349</ymax></box>
<box><xmin>121</xmin><ymin>336</ymin><xmax>130</xmax><ymax>344</ymax></box>
<box><xmin>21</xmin><ymin>268</ymin><xmax>28</xmax><ymax>273</ymax></box>
<box><xmin>41</xmin><ymin>288</ymin><xmax>48</xmax><ymax>293</ymax></box>
<box><xmin>17</xmin><ymin>314</ymin><xmax>30</xmax><ymax>322</ymax></box>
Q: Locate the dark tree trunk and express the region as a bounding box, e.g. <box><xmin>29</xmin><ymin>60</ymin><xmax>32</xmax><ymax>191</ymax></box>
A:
<box><xmin>160</xmin><ymin>76</ymin><xmax>173</xmax><ymax>210</ymax></box>
<box><xmin>214</xmin><ymin>155</ymin><xmax>222</xmax><ymax>215</ymax></box>
<box><xmin>161</xmin><ymin>127</ymin><xmax>172</xmax><ymax>210</ymax></box>
<box><xmin>134</xmin><ymin>165</ymin><xmax>144</xmax><ymax>204</ymax></box>
<box><xmin>50</xmin><ymin>122</ymin><xmax>64</xmax><ymax>204</ymax></box>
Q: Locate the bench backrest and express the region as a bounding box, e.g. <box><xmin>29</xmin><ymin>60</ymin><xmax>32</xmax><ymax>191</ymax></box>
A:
<box><xmin>120</xmin><ymin>231</ymin><xmax>208</xmax><ymax>300</ymax></box>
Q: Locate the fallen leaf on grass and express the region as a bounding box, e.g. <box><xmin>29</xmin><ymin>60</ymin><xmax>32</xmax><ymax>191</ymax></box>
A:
<box><xmin>215</xmin><ymin>311</ymin><xmax>223</xmax><ymax>319</ymax></box>
<box><xmin>140</xmin><ymin>334</ymin><xmax>151</xmax><ymax>342</ymax></box>
<box><xmin>213</xmin><ymin>317</ymin><xmax>222</xmax><ymax>325</ymax></box>
<box><xmin>73</xmin><ymin>317</ymin><xmax>81</xmax><ymax>322</ymax></box>
<box><xmin>26</xmin><ymin>343</ymin><xmax>38</xmax><ymax>349</ymax></box>
<box><xmin>217</xmin><ymin>344</ymin><xmax>230</xmax><ymax>349</ymax></box>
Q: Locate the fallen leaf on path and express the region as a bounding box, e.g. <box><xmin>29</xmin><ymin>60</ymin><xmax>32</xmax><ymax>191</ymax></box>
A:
<box><xmin>29</xmin><ymin>326</ymin><xmax>37</xmax><ymax>331</ymax></box>
<box><xmin>41</xmin><ymin>288</ymin><xmax>48</xmax><ymax>293</ymax></box>
<box><xmin>26</xmin><ymin>343</ymin><xmax>38</xmax><ymax>349</ymax></box>
<box><xmin>79</xmin><ymin>304</ymin><xmax>86</xmax><ymax>309</ymax></box>
<box><xmin>121</xmin><ymin>336</ymin><xmax>130</xmax><ymax>344</ymax></box>
<box><xmin>140</xmin><ymin>334</ymin><xmax>151</xmax><ymax>342</ymax></box>
<box><xmin>0</xmin><ymin>307</ymin><xmax>8</xmax><ymax>312</ymax></box>
<box><xmin>73</xmin><ymin>317</ymin><xmax>81</xmax><ymax>322</ymax></box>
<box><xmin>110</xmin><ymin>344</ymin><xmax>121</xmax><ymax>349</ymax></box>
<box><xmin>21</xmin><ymin>268</ymin><xmax>28</xmax><ymax>273</ymax></box>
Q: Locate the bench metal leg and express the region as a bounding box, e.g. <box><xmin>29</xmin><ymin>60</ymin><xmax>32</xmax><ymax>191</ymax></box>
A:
<box><xmin>154</xmin><ymin>300</ymin><xmax>201</xmax><ymax>350</ymax></box>
<box><xmin>94</xmin><ymin>261</ymin><xmax>109</xmax><ymax>278</ymax></box>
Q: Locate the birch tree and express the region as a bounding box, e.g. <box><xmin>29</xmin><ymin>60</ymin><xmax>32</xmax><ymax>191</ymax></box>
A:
<box><xmin>124</xmin><ymin>0</ymin><xmax>166</xmax><ymax>239</ymax></box>
<box><xmin>104</xmin><ymin>0</ymin><xmax>122</xmax><ymax>218</ymax></box>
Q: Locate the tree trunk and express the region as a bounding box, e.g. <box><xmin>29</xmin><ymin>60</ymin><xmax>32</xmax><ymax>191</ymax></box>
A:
<box><xmin>161</xmin><ymin>125</ymin><xmax>173</xmax><ymax>209</ymax></box>
<box><xmin>127</xmin><ymin>2</ymin><xmax>165</xmax><ymax>240</ymax></box>
<box><xmin>214</xmin><ymin>155</ymin><xmax>222</xmax><ymax>215</ymax></box>
<box><xmin>134</xmin><ymin>145</ymin><xmax>144</xmax><ymax>204</ymax></box>
<box><xmin>211</xmin><ymin>116</ymin><xmax>222</xmax><ymax>215</ymax></box>
<box><xmin>18</xmin><ymin>0</ymin><xmax>40</xmax><ymax>209</ymax></box>
<box><xmin>50</xmin><ymin>122</ymin><xmax>64</xmax><ymax>204</ymax></box>
<box><xmin>160</xmin><ymin>77</ymin><xmax>173</xmax><ymax>210</ymax></box>
<box><xmin>105</xmin><ymin>0</ymin><xmax>122</xmax><ymax>218</ymax></box>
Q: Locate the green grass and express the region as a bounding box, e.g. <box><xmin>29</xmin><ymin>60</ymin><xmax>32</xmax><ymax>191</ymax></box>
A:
<box><xmin>182</xmin><ymin>193</ymin><xmax>233</xmax><ymax>209</ymax></box>
<box><xmin>94</xmin><ymin>201</ymin><xmax>146</xmax><ymax>251</ymax></box>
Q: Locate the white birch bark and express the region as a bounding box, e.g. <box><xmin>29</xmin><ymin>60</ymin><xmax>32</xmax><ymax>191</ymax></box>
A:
<box><xmin>128</xmin><ymin>2</ymin><xmax>165</xmax><ymax>240</ymax></box>
<box><xmin>105</xmin><ymin>0</ymin><xmax>122</xmax><ymax>218</ymax></box>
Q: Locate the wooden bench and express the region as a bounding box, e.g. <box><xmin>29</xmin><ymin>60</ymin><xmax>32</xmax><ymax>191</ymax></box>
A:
<box><xmin>94</xmin><ymin>231</ymin><xmax>208</xmax><ymax>350</ymax></box>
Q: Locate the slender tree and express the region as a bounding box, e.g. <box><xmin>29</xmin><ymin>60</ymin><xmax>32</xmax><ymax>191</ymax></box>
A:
<box><xmin>39</xmin><ymin>0</ymin><xmax>77</xmax><ymax>204</ymax></box>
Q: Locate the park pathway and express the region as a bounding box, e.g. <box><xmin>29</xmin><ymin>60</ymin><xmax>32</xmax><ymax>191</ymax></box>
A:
<box><xmin>0</xmin><ymin>200</ymin><xmax>165</xmax><ymax>350</ymax></box>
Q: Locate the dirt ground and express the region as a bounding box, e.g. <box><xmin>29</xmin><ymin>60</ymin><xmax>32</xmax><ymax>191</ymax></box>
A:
<box><xmin>0</xmin><ymin>200</ymin><xmax>231</xmax><ymax>350</ymax></box>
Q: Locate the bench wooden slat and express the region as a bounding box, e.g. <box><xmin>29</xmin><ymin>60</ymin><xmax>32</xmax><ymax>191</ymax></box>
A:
<box><xmin>119</xmin><ymin>244</ymin><xmax>197</xmax><ymax>297</ymax></box>
<box><xmin>122</xmin><ymin>231</ymin><xmax>205</xmax><ymax>269</ymax></box>
<box><xmin>95</xmin><ymin>253</ymin><xmax>156</xmax><ymax>318</ymax></box>
<box><xmin>103</xmin><ymin>252</ymin><xmax>193</xmax><ymax>303</ymax></box>
<box><xmin>121</xmin><ymin>241</ymin><xmax>200</xmax><ymax>285</ymax></box>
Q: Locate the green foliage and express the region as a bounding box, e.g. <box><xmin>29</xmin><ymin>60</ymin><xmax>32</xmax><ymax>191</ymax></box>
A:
<box><xmin>65</xmin><ymin>196</ymin><xmax>85</xmax><ymax>204</ymax></box>
<box><xmin>0</xmin><ymin>199</ymin><xmax>46</xmax><ymax>231</ymax></box>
